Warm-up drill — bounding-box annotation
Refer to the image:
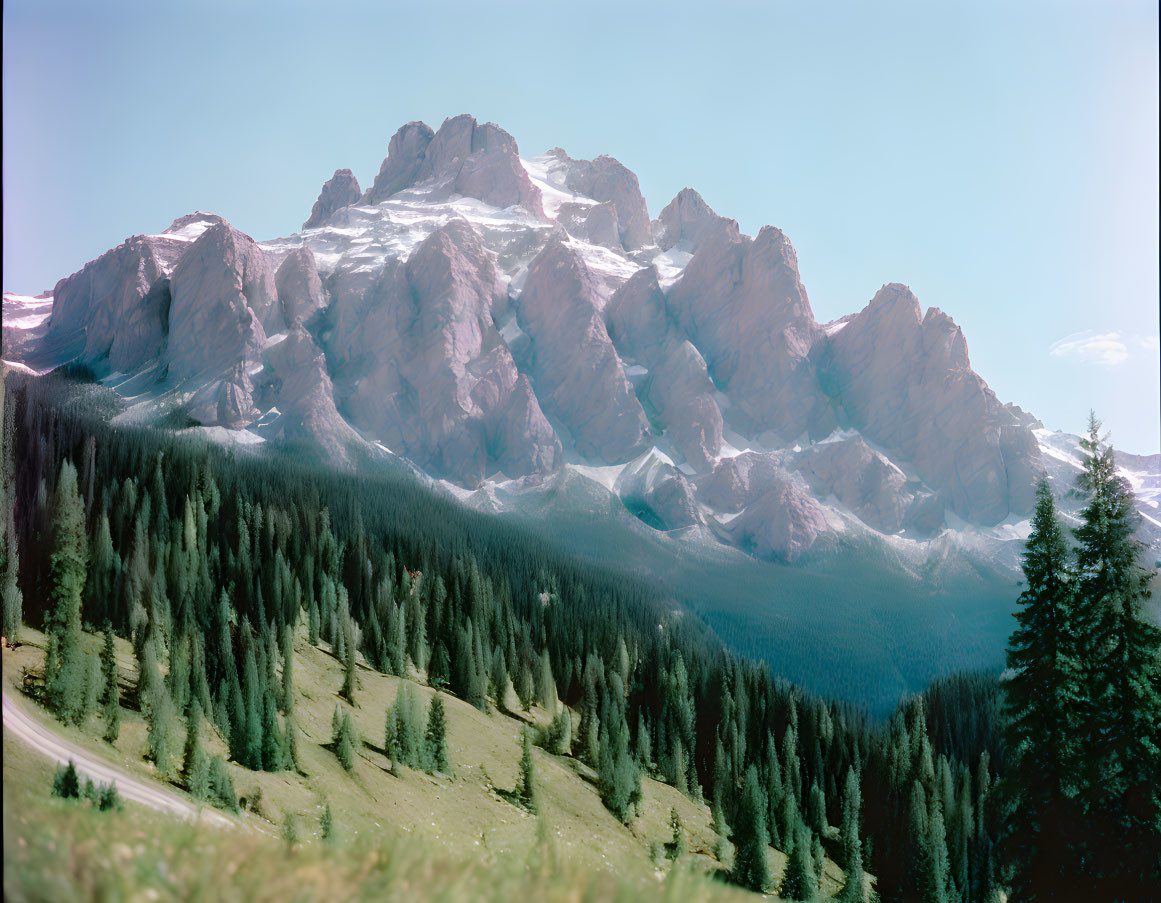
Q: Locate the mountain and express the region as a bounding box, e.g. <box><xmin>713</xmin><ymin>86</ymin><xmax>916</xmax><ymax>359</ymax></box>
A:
<box><xmin>4</xmin><ymin>114</ymin><xmax>1158</xmax><ymax>706</ymax></box>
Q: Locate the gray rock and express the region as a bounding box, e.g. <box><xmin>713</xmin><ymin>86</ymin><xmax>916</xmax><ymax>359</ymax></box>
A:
<box><xmin>45</xmin><ymin>236</ymin><xmax>168</xmax><ymax>371</ymax></box>
<box><xmin>339</xmin><ymin>219</ymin><xmax>559</xmax><ymax>485</ymax></box>
<box><xmin>167</xmin><ymin>221</ymin><xmax>278</xmax><ymax>382</ymax></box>
<box><xmin>275</xmin><ymin>247</ymin><xmax>325</xmax><ymax>325</ymax></box>
<box><xmin>552</xmin><ymin>150</ymin><xmax>652</xmax><ymax>251</ymax></box>
<box><xmin>654</xmin><ymin>188</ymin><xmax>739</xmax><ymax>252</ymax></box>
<box><xmin>362</xmin><ymin>121</ymin><xmax>436</xmax><ymax>204</ymax></box>
<box><xmin>696</xmin><ymin>452</ymin><xmax>784</xmax><ymax>512</ymax></box>
<box><xmin>796</xmin><ymin>436</ymin><xmax>909</xmax><ymax>532</ymax></box>
<box><xmin>667</xmin><ymin>224</ymin><xmax>834</xmax><ymax>440</ymax></box>
<box><xmin>303</xmin><ymin>169</ymin><xmax>361</xmax><ymax>230</ymax></box>
<box><xmin>727</xmin><ymin>473</ymin><xmax>830</xmax><ymax>562</ymax></box>
<box><xmin>555</xmin><ymin>201</ymin><xmax>621</xmax><ymax>249</ymax></box>
<box><xmin>615</xmin><ymin>453</ymin><xmax>700</xmax><ymax>530</ymax></box>
<box><xmin>455</xmin><ymin>145</ymin><xmax>545</xmax><ymax>217</ymax></box>
<box><xmin>185</xmin><ymin>362</ymin><xmax>259</xmax><ymax>428</ymax></box>
<box><xmin>826</xmin><ymin>283</ymin><xmax>1043</xmax><ymax>524</ymax></box>
<box><xmin>516</xmin><ymin>240</ymin><xmax>651</xmax><ymax>464</ymax></box>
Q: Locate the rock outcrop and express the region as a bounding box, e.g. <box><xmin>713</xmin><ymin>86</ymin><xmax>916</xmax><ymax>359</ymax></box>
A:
<box><xmin>362</xmin><ymin>121</ymin><xmax>435</xmax><ymax>205</ymax></box>
<box><xmin>555</xmin><ymin>201</ymin><xmax>621</xmax><ymax>249</ymax></box>
<box><xmin>726</xmin><ymin>472</ymin><xmax>830</xmax><ymax>562</ymax></box>
<box><xmin>516</xmin><ymin>241</ymin><xmax>651</xmax><ymax>463</ymax></box>
<box><xmin>303</xmin><ymin>169</ymin><xmax>361</xmax><ymax>229</ymax></box>
<box><xmin>796</xmin><ymin>436</ymin><xmax>910</xmax><ymax>533</ymax></box>
<box><xmin>667</xmin><ymin>225</ymin><xmax>834</xmax><ymax>441</ymax></box>
<box><xmin>45</xmin><ymin>236</ymin><xmax>169</xmax><ymax>371</ymax></box>
<box><xmin>167</xmin><ymin>221</ymin><xmax>278</xmax><ymax>382</ymax></box>
<box><xmin>826</xmin><ymin>283</ymin><xmax>1042</xmax><ymax>524</ymax></box>
<box><xmin>339</xmin><ymin>219</ymin><xmax>559</xmax><ymax>485</ymax></box>
<box><xmin>362</xmin><ymin>116</ymin><xmax>543</xmax><ymax>216</ymax></box>
<box><xmin>654</xmin><ymin>188</ymin><xmax>740</xmax><ymax>253</ymax></box>
<box><xmin>275</xmin><ymin>247</ymin><xmax>325</xmax><ymax>325</ymax></box>
<box><xmin>615</xmin><ymin>451</ymin><xmax>700</xmax><ymax>530</ymax></box>
<box><xmin>548</xmin><ymin>150</ymin><xmax>652</xmax><ymax>251</ymax></box>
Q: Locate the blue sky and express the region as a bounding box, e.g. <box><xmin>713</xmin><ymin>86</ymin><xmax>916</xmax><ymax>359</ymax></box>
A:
<box><xmin>4</xmin><ymin>0</ymin><xmax>1158</xmax><ymax>452</ymax></box>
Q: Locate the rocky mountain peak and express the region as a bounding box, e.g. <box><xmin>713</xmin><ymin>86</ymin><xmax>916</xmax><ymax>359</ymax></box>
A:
<box><xmin>303</xmin><ymin>169</ymin><xmax>361</xmax><ymax>230</ymax></box>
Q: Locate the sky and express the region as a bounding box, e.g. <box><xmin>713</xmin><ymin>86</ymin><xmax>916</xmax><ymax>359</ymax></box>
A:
<box><xmin>4</xmin><ymin>0</ymin><xmax>1158</xmax><ymax>453</ymax></box>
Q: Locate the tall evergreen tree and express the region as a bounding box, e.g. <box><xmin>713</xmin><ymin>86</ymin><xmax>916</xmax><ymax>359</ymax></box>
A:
<box><xmin>517</xmin><ymin>727</ymin><xmax>537</xmax><ymax>813</ymax></box>
<box><xmin>424</xmin><ymin>693</ymin><xmax>450</xmax><ymax>775</ymax></box>
<box><xmin>781</xmin><ymin>821</ymin><xmax>816</xmax><ymax>901</ymax></box>
<box><xmin>45</xmin><ymin>461</ymin><xmax>88</xmax><ymax>724</ymax></box>
<box><xmin>1000</xmin><ymin>479</ymin><xmax>1083</xmax><ymax>899</ymax></box>
<box><xmin>731</xmin><ymin>764</ymin><xmax>769</xmax><ymax>892</ymax></box>
<box><xmin>839</xmin><ymin>767</ymin><xmax>866</xmax><ymax>902</ymax></box>
<box><xmin>1071</xmin><ymin>415</ymin><xmax>1161</xmax><ymax>898</ymax></box>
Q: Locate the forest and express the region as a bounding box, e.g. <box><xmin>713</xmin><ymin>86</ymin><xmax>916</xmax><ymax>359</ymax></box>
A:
<box><xmin>2</xmin><ymin>370</ymin><xmax>1158</xmax><ymax>902</ymax></box>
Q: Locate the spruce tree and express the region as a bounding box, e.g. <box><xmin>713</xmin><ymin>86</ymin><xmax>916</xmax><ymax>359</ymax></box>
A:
<box><xmin>321</xmin><ymin>802</ymin><xmax>335</xmax><ymax>843</ymax></box>
<box><xmin>424</xmin><ymin>693</ymin><xmax>450</xmax><ymax>775</ymax></box>
<box><xmin>1000</xmin><ymin>479</ymin><xmax>1083</xmax><ymax>899</ymax></box>
<box><xmin>781</xmin><ymin>821</ymin><xmax>816</xmax><ymax>901</ymax></box>
<box><xmin>517</xmin><ymin>727</ymin><xmax>537</xmax><ymax>813</ymax></box>
<box><xmin>710</xmin><ymin>799</ymin><xmax>729</xmax><ymax>861</ymax></box>
<box><xmin>839</xmin><ymin>767</ymin><xmax>866</xmax><ymax>902</ymax></box>
<box><xmin>1072</xmin><ymin>415</ymin><xmax>1161</xmax><ymax>896</ymax></box>
<box><xmin>336</xmin><ymin>710</ymin><xmax>357</xmax><ymax>773</ymax></box>
<box><xmin>45</xmin><ymin>461</ymin><xmax>88</xmax><ymax>724</ymax></box>
<box><xmin>732</xmin><ymin>764</ymin><xmax>769</xmax><ymax>892</ymax></box>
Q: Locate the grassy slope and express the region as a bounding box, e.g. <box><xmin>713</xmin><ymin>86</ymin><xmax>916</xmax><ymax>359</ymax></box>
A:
<box><xmin>2</xmin><ymin>627</ymin><xmax>867</xmax><ymax>901</ymax></box>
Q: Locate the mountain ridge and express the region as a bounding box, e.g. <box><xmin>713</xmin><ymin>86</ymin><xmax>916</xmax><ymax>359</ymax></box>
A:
<box><xmin>3</xmin><ymin>113</ymin><xmax>1158</xmax><ymax>576</ymax></box>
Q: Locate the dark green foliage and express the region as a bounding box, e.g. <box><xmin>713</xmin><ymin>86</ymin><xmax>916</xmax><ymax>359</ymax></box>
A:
<box><xmin>731</xmin><ymin>764</ymin><xmax>769</xmax><ymax>892</ymax></box>
<box><xmin>336</xmin><ymin>710</ymin><xmax>358</xmax><ymax>773</ymax></box>
<box><xmin>1070</xmin><ymin>415</ymin><xmax>1161</xmax><ymax>898</ymax></box>
<box><xmin>97</xmin><ymin>781</ymin><xmax>122</xmax><ymax>811</ymax></box>
<box><xmin>1</xmin><ymin>392</ymin><xmax>22</xmax><ymax>641</ymax></box>
<box><xmin>5</xmin><ymin>375</ymin><xmax>1034</xmax><ymax>903</ymax></box>
<box><xmin>45</xmin><ymin>461</ymin><xmax>88</xmax><ymax>724</ymax></box>
<box><xmin>999</xmin><ymin>480</ymin><xmax>1083</xmax><ymax>900</ymax></box>
<box><xmin>517</xmin><ymin>728</ymin><xmax>537</xmax><ymax>813</ymax></box>
<box><xmin>781</xmin><ymin>822</ymin><xmax>816</xmax><ymax>901</ymax></box>
<box><xmin>321</xmin><ymin>802</ymin><xmax>335</xmax><ymax>843</ymax></box>
<box><xmin>52</xmin><ymin>761</ymin><xmax>80</xmax><ymax>799</ymax></box>
<box><xmin>839</xmin><ymin>767</ymin><xmax>866</xmax><ymax>902</ymax></box>
<box><xmin>208</xmin><ymin>756</ymin><xmax>238</xmax><ymax>812</ymax></box>
<box><xmin>424</xmin><ymin>693</ymin><xmax>450</xmax><ymax>775</ymax></box>
<box><xmin>184</xmin><ymin>699</ymin><xmax>211</xmax><ymax>799</ymax></box>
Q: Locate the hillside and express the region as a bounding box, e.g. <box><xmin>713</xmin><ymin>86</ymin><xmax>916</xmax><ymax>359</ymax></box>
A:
<box><xmin>2</xmin><ymin>626</ymin><xmax>859</xmax><ymax>900</ymax></box>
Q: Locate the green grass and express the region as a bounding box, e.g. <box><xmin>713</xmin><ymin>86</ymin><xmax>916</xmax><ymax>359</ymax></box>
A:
<box><xmin>3</xmin><ymin>627</ymin><xmax>866</xmax><ymax>900</ymax></box>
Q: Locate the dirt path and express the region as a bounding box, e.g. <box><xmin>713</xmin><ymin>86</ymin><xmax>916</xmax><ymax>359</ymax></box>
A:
<box><xmin>2</xmin><ymin>689</ymin><xmax>233</xmax><ymax>828</ymax></box>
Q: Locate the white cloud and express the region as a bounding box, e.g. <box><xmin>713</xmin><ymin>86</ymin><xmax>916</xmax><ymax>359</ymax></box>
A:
<box><xmin>1049</xmin><ymin>331</ymin><xmax>1129</xmax><ymax>366</ymax></box>
<box><xmin>1134</xmin><ymin>335</ymin><xmax>1160</xmax><ymax>353</ymax></box>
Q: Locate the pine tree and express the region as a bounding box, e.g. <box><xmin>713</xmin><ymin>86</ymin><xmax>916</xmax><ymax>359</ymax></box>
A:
<box><xmin>321</xmin><ymin>802</ymin><xmax>335</xmax><ymax>843</ymax></box>
<box><xmin>1072</xmin><ymin>414</ymin><xmax>1161</xmax><ymax>896</ymax></box>
<box><xmin>732</xmin><ymin>764</ymin><xmax>769</xmax><ymax>892</ymax></box>
<box><xmin>839</xmin><ymin>767</ymin><xmax>866</xmax><ymax>902</ymax></box>
<box><xmin>517</xmin><ymin>727</ymin><xmax>537</xmax><ymax>813</ymax></box>
<box><xmin>781</xmin><ymin>821</ymin><xmax>816</xmax><ymax>901</ymax></box>
<box><xmin>1000</xmin><ymin>479</ymin><xmax>1083</xmax><ymax>899</ymax></box>
<box><xmin>52</xmin><ymin>761</ymin><xmax>81</xmax><ymax>799</ymax></box>
<box><xmin>424</xmin><ymin>693</ymin><xmax>450</xmax><ymax>775</ymax></box>
<box><xmin>184</xmin><ymin>701</ymin><xmax>211</xmax><ymax>800</ymax></box>
<box><xmin>922</xmin><ymin>796</ymin><xmax>951</xmax><ymax>903</ymax></box>
<box><xmin>45</xmin><ymin>461</ymin><xmax>88</xmax><ymax>724</ymax></box>
<box><xmin>208</xmin><ymin>756</ymin><xmax>238</xmax><ymax>812</ymax></box>
<box><xmin>336</xmin><ymin>710</ymin><xmax>357</xmax><ymax>773</ymax></box>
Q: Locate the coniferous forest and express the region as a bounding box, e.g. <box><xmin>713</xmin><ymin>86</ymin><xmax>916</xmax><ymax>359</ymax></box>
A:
<box><xmin>3</xmin><ymin>372</ymin><xmax>1159</xmax><ymax>901</ymax></box>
